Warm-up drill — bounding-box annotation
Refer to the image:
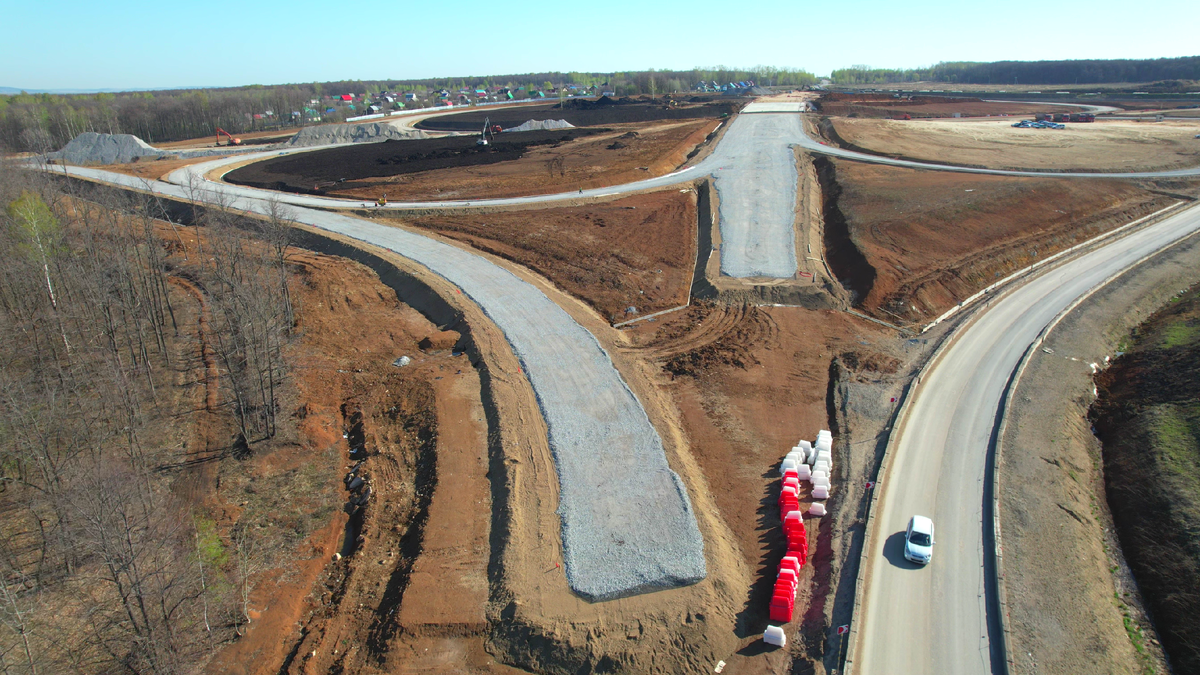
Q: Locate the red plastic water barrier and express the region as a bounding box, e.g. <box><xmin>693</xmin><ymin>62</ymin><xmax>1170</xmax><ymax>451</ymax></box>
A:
<box><xmin>769</xmin><ymin>593</ymin><xmax>794</xmax><ymax>623</ymax></box>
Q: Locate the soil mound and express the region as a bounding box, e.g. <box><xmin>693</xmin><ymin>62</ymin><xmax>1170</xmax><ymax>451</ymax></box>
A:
<box><xmin>287</xmin><ymin>122</ymin><xmax>426</xmax><ymax>147</ymax></box>
<box><xmin>559</xmin><ymin>95</ymin><xmax>623</xmax><ymax>110</ymax></box>
<box><xmin>49</xmin><ymin>132</ymin><xmax>164</xmax><ymax>165</ymax></box>
<box><xmin>503</xmin><ymin>118</ymin><xmax>574</xmax><ymax>132</ymax></box>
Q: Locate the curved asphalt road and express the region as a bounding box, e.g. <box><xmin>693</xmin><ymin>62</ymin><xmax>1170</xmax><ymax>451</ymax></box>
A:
<box><xmin>852</xmin><ymin>201</ymin><xmax>1200</xmax><ymax>675</ymax></box>
<box><xmin>55</xmin><ymin>163</ymin><xmax>706</xmax><ymax>602</ymax></box>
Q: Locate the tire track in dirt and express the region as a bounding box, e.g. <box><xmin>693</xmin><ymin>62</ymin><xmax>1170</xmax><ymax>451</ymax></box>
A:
<box><xmin>168</xmin><ymin>275</ymin><xmax>218</xmax><ymax>412</ymax></box>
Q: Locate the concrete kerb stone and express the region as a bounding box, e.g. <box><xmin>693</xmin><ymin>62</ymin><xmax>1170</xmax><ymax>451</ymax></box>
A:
<box><xmin>990</xmin><ymin>201</ymin><xmax>1200</xmax><ymax>675</ymax></box>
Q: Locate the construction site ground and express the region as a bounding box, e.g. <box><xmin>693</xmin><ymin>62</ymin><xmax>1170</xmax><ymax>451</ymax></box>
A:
<box><xmin>817</xmin><ymin>157</ymin><xmax>1177</xmax><ymax>324</ymax></box>
<box><xmin>816</xmin><ymin>94</ymin><xmax>1074</xmax><ymax>119</ymax></box>
<box><xmin>400</xmin><ymin>188</ymin><xmax>698</xmax><ymax>323</ymax></box>
<box><xmin>821</xmin><ymin>117</ymin><xmax>1200</xmax><ymax>173</ymax></box>
<box><xmin>413</xmin><ymin>97</ymin><xmax>738</xmax><ymax>132</ymax></box>
<box><xmin>37</xmin><ymin>100</ymin><xmax>1200</xmax><ymax>675</ymax></box>
<box><xmin>225</xmin><ymin>119</ymin><xmax>721</xmax><ymax>201</ymax></box>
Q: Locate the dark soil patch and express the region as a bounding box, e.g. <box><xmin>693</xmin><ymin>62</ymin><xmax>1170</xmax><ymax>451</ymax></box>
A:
<box><xmin>1091</xmin><ymin>284</ymin><xmax>1200</xmax><ymax>675</ymax></box>
<box><xmin>225</xmin><ymin>128</ymin><xmax>608</xmax><ymax>194</ymax></box>
<box><xmin>414</xmin><ymin>98</ymin><xmax>736</xmax><ymax>132</ymax></box>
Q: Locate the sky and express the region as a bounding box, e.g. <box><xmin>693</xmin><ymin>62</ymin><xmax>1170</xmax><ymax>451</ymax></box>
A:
<box><xmin>3</xmin><ymin>0</ymin><xmax>1199</xmax><ymax>91</ymax></box>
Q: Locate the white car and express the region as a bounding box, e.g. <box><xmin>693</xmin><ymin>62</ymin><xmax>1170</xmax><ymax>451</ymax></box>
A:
<box><xmin>904</xmin><ymin>515</ymin><xmax>935</xmax><ymax>565</ymax></box>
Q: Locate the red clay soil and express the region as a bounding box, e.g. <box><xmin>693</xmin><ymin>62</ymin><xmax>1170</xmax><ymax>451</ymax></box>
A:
<box><xmin>817</xmin><ymin>157</ymin><xmax>1174</xmax><ymax>324</ymax></box>
<box><xmin>194</xmin><ymin>244</ymin><xmax>495</xmax><ymax>675</ymax></box>
<box><xmin>621</xmin><ymin>302</ymin><xmax>898</xmax><ymax>671</ymax></box>
<box><xmin>406</xmin><ymin>188</ymin><xmax>698</xmax><ymax>322</ymax></box>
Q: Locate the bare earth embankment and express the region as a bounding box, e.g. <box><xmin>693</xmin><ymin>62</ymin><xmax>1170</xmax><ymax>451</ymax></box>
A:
<box><xmin>404</xmin><ymin>189</ymin><xmax>697</xmax><ymax>322</ymax></box>
<box><xmin>1091</xmin><ymin>272</ymin><xmax>1200</xmax><ymax>675</ymax></box>
<box><xmin>817</xmin><ymin>157</ymin><xmax>1174</xmax><ymax>322</ymax></box>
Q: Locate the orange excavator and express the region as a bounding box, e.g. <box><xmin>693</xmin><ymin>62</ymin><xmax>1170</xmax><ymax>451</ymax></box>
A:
<box><xmin>216</xmin><ymin>128</ymin><xmax>242</xmax><ymax>146</ymax></box>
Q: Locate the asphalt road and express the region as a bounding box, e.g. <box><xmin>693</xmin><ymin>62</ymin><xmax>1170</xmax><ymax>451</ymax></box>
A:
<box><xmin>852</xmin><ymin>202</ymin><xmax>1200</xmax><ymax>675</ymax></box>
<box><xmin>55</xmin><ymin>164</ymin><xmax>707</xmax><ymax>602</ymax></box>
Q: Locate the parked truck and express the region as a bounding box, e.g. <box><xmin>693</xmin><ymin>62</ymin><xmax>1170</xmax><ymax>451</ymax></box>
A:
<box><xmin>1069</xmin><ymin>112</ymin><xmax>1095</xmax><ymax>122</ymax></box>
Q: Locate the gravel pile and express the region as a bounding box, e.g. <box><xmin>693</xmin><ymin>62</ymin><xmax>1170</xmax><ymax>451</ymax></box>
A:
<box><xmin>502</xmin><ymin>119</ymin><xmax>575</xmax><ymax>132</ymax></box>
<box><xmin>287</xmin><ymin>122</ymin><xmax>426</xmax><ymax>147</ymax></box>
<box><xmin>49</xmin><ymin>132</ymin><xmax>164</xmax><ymax>165</ymax></box>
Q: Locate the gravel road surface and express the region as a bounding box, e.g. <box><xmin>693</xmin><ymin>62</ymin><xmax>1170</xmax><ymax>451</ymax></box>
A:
<box><xmin>851</xmin><ymin>202</ymin><xmax>1200</xmax><ymax>675</ymax></box>
<box><xmin>707</xmin><ymin>113</ymin><xmax>805</xmax><ymax>277</ymax></box>
<box><xmin>56</xmin><ymin>164</ymin><xmax>707</xmax><ymax>602</ymax></box>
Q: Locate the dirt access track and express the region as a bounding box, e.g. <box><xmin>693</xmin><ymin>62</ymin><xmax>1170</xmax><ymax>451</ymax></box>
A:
<box><xmin>820</xmin><ymin>116</ymin><xmax>1200</xmax><ymax>173</ymax></box>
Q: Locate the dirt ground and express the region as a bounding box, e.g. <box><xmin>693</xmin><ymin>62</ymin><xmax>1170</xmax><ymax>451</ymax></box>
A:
<box><xmin>995</xmin><ymin>216</ymin><xmax>1200</xmax><ymax>675</ymax></box>
<box><xmin>817</xmin><ymin>157</ymin><xmax>1175</xmax><ymax>323</ymax></box>
<box><xmin>227</xmin><ymin>119</ymin><xmax>719</xmax><ymax>201</ymax></box>
<box><xmin>615</xmin><ymin>301</ymin><xmax>915</xmax><ymax>673</ymax></box>
<box><xmin>401</xmin><ymin>188</ymin><xmax>697</xmax><ymax>322</ymax></box>
<box><xmin>823</xmin><ymin>117</ymin><xmax>1200</xmax><ymax>172</ymax></box>
<box><xmin>84</xmin><ymin>154</ymin><xmax>218</xmax><ymax>180</ymax></box>
<box><xmin>818</xmin><ymin>94</ymin><xmax>1072</xmax><ymax>119</ymax></box>
<box><xmin>156</xmin><ymin>234</ymin><xmax>497</xmax><ymax>675</ymax></box>
<box><xmin>413</xmin><ymin>97</ymin><xmax>737</xmax><ymax>132</ymax></box>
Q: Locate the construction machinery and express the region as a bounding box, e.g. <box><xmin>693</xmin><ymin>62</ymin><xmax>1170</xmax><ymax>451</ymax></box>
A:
<box><xmin>376</xmin><ymin>193</ymin><xmax>387</xmax><ymax>207</ymax></box>
<box><xmin>476</xmin><ymin>117</ymin><xmax>498</xmax><ymax>146</ymax></box>
<box><xmin>216</xmin><ymin>127</ymin><xmax>242</xmax><ymax>146</ymax></box>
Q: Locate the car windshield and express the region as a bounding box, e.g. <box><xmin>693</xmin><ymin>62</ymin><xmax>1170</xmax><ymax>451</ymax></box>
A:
<box><xmin>909</xmin><ymin>532</ymin><xmax>932</xmax><ymax>547</ymax></box>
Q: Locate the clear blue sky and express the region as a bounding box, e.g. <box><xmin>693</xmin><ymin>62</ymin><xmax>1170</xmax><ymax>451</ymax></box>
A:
<box><xmin>4</xmin><ymin>0</ymin><xmax>1198</xmax><ymax>90</ymax></box>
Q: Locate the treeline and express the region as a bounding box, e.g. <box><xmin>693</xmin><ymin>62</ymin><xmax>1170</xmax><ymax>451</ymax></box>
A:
<box><xmin>0</xmin><ymin>86</ymin><xmax>323</xmax><ymax>154</ymax></box>
<box><xmin>0</xmin><ymin>166</ymin><xmax>295</xmax><ymax>673</ymax></box>
<box><xmin>0</xmin><ymin>67</ymin><xmax>816</xmax><ymax>153</ymax></box>
<box><xmin>830</xmin><ymin>56</ymin><xmax>1200</xmax><ymax>86</ymax></box>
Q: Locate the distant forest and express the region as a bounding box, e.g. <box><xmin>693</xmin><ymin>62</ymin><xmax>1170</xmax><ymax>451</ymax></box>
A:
<box><xmin>830</xmin><ymin>56</ymin><xmax>1200</xmax><ymax>86</ymax></box>
<box><xmin>0</xmin><ymin>67</ymin><xmax>815</xmax><ymax>153</ymax></box>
